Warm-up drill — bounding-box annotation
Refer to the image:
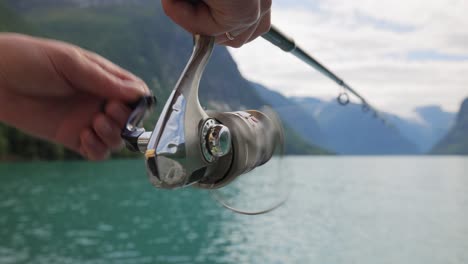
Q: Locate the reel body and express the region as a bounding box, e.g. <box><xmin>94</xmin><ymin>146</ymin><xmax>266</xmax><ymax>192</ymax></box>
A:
<box><xmin>122</xmin><ymin>35</ymin><xmax>284</xmax><ymax>196</ymax></box>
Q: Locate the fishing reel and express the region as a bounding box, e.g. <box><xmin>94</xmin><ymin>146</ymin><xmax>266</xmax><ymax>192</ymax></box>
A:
<box><xmin>121</xmin><ymin>35</ymin><xmax>288</xmax><ymax>214</ymax></box>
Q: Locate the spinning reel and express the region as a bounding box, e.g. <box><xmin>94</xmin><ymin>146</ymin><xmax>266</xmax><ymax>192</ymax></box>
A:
<box><xmin>121</xmin><ymin>35</ymin><xmax>288</xmax><ymax>215</ymax></box>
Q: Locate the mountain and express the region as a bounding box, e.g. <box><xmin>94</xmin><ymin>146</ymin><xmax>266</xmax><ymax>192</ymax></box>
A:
<box><xmin>6</xmin><ymin>0</ymin><xmax>150</xmax><ymax>11</ymax></box>
<box><xmin>0</xmin><ymin>0</ymin><xmax>31</xmax><ymax>32</ymax></box>
<box><xmin>252</xmin><ymin>83</ymin><xmax>430</xmax><ymax>155</ymax></box>
<box><xmin>291</xmin><ymin>97</ymin><xmax>420</xmax><ymax>155</ymax></box>
<box><xmin>0</xmin><ymin>0</ymin><xmax>325</xmax><ymax>159</ymax></box>
<box><xmin>385</xmin><ymin>106</ymin><xmax>455</xmax><ymax>152</ymax></box>
<box><xmin>252</xmin><ymin>83</ymin><xmax>327</xmax><ymax>149</ymax></box>
<box><xmin>292</xmin><ymin>96</ymin><xmax>457</xmax><ymax>154</ymax></box>
<box><xmin>291</xmin><ymin>97</ymin><xmax>324</xmax><ymax>117</ymax></box>
<box><xmin>316</xmin><ymin>103</ymin><xmax>419</xmax><ymax>155</ymax></box>
<box><xmin>253</xmin><ymin>85</ymin><xmax>421</xmax><ymax>155</ymax></box>
<box><xmin>416</xmin><ymin>106</ymin><xmax>455</xmax><ymax>130</ymax></box>
<box><xmin>415</xmin><ymin>106</ymin><xmax>455</xmax><ymax>147</ymax></box>
<box><xmin>431</xmin><ymin>98</ymin><xmax>468</xmax><ymax>155</ymax></box>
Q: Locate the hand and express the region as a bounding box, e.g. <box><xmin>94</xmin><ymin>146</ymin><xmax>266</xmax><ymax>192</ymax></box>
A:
<box><xmin>161</xmin><ymin>0</ymin><xmax>272</xmax><ymax>48</ymax></box>
<box><xmin>0</xmin><ymin>33</ymin><xmax>150</xmax><ymax>161</ymax></box>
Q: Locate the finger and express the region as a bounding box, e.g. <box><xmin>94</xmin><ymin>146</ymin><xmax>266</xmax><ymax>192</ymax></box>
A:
<box><xmin>215</xmin><ymin>26</ymin><xmax>251</xmax><ymax>44</ymax></box>
<box><xmin>246</xmin><ymin>11</ymin><xmax>271</xmax><ymax>43</ymax></box>
<box><xmin>204</xmin><ymin>0</ymin><xmax>262</xmax><ymax>27</ymax></box>
<box><xmin>93</xmin><ymin>113</ymin><xmax>124</xmax><ymax>150</ymax></box>
<box><xmin>216</xmin><ymin>9</ymin><xmax>271</xmax><ymax>47</ymax></box>
<box><xmin>83</xmin><ymin>51</ymin><xmax>149</xmax><ymax>92</ymax></box>
<box><xmin>162</xmin><ymin>0</ymin><xmax>229</xmax><ymax>35</ymax></box>
<box><xmin>53</xmin><ymin>95</ymin><xmax>104</xmax><ymax>152</ymax></box>
<box><xmin>260</xmin><ymin>0</ymin><xmax>273</xmax><ymax>15</ymax></box>
<box><xmin>81</xmin><ymin>129</ymin><xmax>110</xmax><ymax>161</ymax></box>
<box><xmin>105</xmin><ymin>100</ymin><xmax>132</xmax><ymax>128</ymax></box>
<box><xmin>162</xmin><ymin>0</ymin><xmax>263</xmax><ymax>36</ymax></box>
<box><xmin>49</xmin><ymin>44</ymin><xmax>149</xmax><ymax>102</ymax></box>
<box><xmin>217</xmin><ymin>23</ymin><xmax>260</xmax><ymax>48</ymax></box>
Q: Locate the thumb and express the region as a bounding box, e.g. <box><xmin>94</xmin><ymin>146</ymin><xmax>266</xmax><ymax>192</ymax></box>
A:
<box><xmin>161</xmin><ymin>0</ymin><xmax>231</xmax><ymax>36</ymax></box>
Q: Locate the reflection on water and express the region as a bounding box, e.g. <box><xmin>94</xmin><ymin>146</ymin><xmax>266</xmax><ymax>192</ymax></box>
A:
<box><xmin>0</xmin><ymin>157</ymin><xmax>467</xmax><ymax>263</ymax></box>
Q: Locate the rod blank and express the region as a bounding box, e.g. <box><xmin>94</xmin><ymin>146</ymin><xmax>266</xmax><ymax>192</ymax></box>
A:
<box><xmin>262</xmin><ymin>25</ymin><xmax>387</xmax><ymax>122</ymax></box>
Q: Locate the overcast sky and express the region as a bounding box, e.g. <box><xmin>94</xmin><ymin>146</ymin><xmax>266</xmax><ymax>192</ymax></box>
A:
<box><xmin>228</xmin><ymin>0</ymin><xmax>468</xmax><ymax>118</ymax></box>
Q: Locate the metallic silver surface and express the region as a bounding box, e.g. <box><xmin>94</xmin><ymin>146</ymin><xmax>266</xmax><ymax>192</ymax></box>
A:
<box><xmin>201</xmin><ymin>119</ymin><xmax>217</xmax><ymax>163</ymax></box>
<box><xmin>130</xmin><ymin>34</ymin><xmax>286</xmax><ymax>217</ymax></box>
<box><xmin>206</xmin><ymin>125</ymin><xmax>231</xmax><ymax>158</ymax></box>
<box><xmin>144</xmin><ymin>35</ymin><xmax>216</xmax><ymax>189</ymax></box>
<box><xmin>121</xmin><ymin>33</ymin><xmax>287</xmax><ymax>214</ymax></box>
<box><xmin>137</xmin><ymin>132</ymin><xmax>152</xmax><ymax>152</ymax></box>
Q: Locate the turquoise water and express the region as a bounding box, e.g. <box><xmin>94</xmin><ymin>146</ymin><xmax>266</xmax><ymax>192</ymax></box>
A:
<box><xmin>0</xmin><ymin>157</ymin><xmax>467</xmax><ymax>264</ymax></box>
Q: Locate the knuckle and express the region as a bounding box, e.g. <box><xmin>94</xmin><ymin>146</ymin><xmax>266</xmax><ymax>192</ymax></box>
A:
<box><xmin>238</xmin><ymin>3</ymin><xmax>261</xmax><ymax>26</ymax></box>
<box><xmin>55</xmin><ymin>46</ymin><xmax>83</xmax><ymax>70</ymax></box>
<box><xmin>247</xmin><ymin>11</ymin><xmax>262</xmax><ymax>25</ymax></box>
<box><xmin>259</xmin><ymin>21</ymin><xmax>272</xmax><ymax>34</ymax></box>
<box><xmin>93</xmin><ymin>146</ymin><xmax>109</xmax><ymax>160</ymax></box>
<box><xmin>262</xmin><ymin>0</ymin><xmax>272</xmax><ymax>11</ymax></box>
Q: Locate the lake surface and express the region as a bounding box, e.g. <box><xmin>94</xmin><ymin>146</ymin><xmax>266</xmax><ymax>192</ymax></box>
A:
<box><xmin>0</xmin><ymin>157</ymin><xmax>467</xmax><ymax>264</ymax></box>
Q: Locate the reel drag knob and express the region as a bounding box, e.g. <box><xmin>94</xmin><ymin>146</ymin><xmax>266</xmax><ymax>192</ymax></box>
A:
<box><xmin>206</xmin><ymin>125</ymin><xmax>231</xmax><ymax>158</ymax></box>
<box><xmin>200</xmin><ymin>119</ymin><xmax>232</xmax><ymax>163</ymax></box>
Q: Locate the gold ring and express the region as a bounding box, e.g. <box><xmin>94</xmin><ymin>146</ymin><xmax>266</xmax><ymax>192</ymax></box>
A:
<box><xmin>225</xmin><ymin>32</ymin><xmax>235</xmax><ymax>41</ymax></box>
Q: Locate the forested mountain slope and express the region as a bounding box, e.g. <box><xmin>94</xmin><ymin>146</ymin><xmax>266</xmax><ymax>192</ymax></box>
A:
<box><xmin>432</xmin><ymin>98</ymin><xmax>468</xmax><ymax>155</ymax></box>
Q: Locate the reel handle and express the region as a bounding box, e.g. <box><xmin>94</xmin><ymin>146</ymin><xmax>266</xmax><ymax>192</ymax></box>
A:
<box><xmin>121</xmin><ymin>95</ymin><xmax>156</xmax><ymax>152</ymax></box>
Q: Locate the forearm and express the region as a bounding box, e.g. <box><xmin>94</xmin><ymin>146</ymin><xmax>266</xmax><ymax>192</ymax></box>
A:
<box><xmin>0</xmin><ymin>33</ymin><xmax>35</xmax><ymax>96</ymax></box>
<box><xmin>0</xmin><ymin>33</ymin><xmax>45</xmax><ymax>126</ymax></box>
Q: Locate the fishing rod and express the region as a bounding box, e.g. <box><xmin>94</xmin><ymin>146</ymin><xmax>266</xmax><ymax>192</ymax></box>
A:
<box><xmin>186</xmin><ymin>0</ymin><xmax>389</xmax><ymax>124</ymax></box>
<box><xmin>184</xmin><ymin>0</ymin><xmax>389</xmax><ymax>123</ymax></box>
<box><xmin>121</xmin><ymin>31</ymin><xmax>394</xmax><ymax>215</ymax></box>
<box><xmin>262</xmin><ymin>25</ymin><xmax>389</xmax><ymax>125</ymax></box>
<box><xmin>119</xmin><ymin>11</ymin><xmax>396</xmax><ymax>215</ymax></box>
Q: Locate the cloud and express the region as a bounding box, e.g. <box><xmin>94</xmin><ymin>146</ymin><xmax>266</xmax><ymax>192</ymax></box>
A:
<box><xmin>228</xmin><ymin>0</ymin><xmax>468</xmax><ymax>118</ymax></box>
